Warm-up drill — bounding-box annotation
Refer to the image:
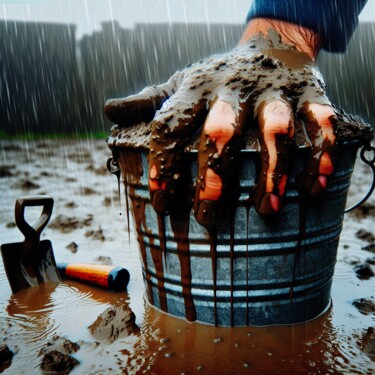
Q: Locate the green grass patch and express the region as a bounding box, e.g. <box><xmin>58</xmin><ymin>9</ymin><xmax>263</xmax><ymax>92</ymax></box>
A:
<box><xmin>0</xmin><ymin>131</ymin><xmax>107</xmax><ymax>141</ymax></box>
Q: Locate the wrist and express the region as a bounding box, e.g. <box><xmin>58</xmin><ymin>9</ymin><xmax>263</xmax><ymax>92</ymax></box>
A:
<box><xmin>239</xmin><ymin>18</ymin><xmax>320</xmax><ymax>60</ymax></box>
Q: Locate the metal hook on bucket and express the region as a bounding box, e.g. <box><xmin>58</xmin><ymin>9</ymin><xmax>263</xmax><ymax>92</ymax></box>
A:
<box><xmin>106</xmin><ymin>154</ymin><xmax>131</xmax><ymax>241</ymax></box>
<box><xmin>345</xmin><ymin>143</ymin><xmax>375</xmax><ymax>213</ymax></box>
<box><xmin>106</xmin><ymin>156</ymin><xmax>120</xmax><ymax>178</ymax></box>
<box><xmin>107</xmin><ymin>155</ymin><xmax>124</xmax><ymax>217</ymax></box>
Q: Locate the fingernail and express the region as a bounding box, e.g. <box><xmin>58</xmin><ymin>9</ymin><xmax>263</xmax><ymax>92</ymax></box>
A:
<box><xmin>258</xmin><ymin>193</ymin><xmax>280</xmax><ymax>215</ymax></box>
<box><xmin>152</xmin><ymin>191</ymin><xmax>171</xmax><ymax>215</ymax></box>
<box><xmin>318</xmin><ymin>175</ymin><xmax>327</xmax><ymax>189</ymax></box>
<box><xmin>196</xmin><ymin>200</ymin><xmax>218</xmax><ymax>229</ymax></box>
<box><xmin>310</xmin><ymin>175</ymin><xmax>327</xmax><ymax>196</ymax></box>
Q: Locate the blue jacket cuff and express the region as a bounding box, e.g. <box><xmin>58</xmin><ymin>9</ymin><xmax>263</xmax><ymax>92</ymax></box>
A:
<box><xmin>246</xmin><ymin>0</ymin><xmax>367</xmax><ymax>52</ymax></box>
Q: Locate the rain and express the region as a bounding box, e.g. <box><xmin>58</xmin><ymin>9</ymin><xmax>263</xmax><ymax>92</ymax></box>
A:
<box><xmin>0</xmin><ymin>0</ymin><xmax>375</xmax><ymax>373</ymax></box>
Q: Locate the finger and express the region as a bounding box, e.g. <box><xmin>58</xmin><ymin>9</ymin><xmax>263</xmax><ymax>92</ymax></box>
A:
<box><xmin>148</xmin><ymin>93</ymin><xmax>208</xmax><ymax>215</ymax></box>
<box><xmin>255</xmin><ymin>99</ymin><xmax>294</xmax><ymax>215</ymax></box>
<box><xmin>299</xmin><ymin>102</ymin><xmax>336</xmax><ymax>196</ymax></box>
<box><xmin>104</xmin><ymin>71</ymin><xmax>182</xmax><ymax>126</ymax></box>
<box><xmin>194</xmin><ymin>99</ymin><xmax>244</xmax><ymax>227</ymax></box>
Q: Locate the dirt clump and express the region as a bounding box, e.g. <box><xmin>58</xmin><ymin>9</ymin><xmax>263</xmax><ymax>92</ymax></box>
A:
<box><xmin>38</xmin><ymin>336</ymin><xmax>80</xmax><ymax>373</ymax></box>
<box><xmin>0</xmin><ymin>165</ymin><xmax>16</xmax><ymax>178</ymax></box>
<box><xmin>11</xmin><ymin>179</ymin><xmax>40</xmax><ymax>190</ymax></box>
<box><xmin>80</xmin><ymin>186</ymin><xmax>97</xmax><ymax>195</ymax></box>
<box><xmin>356</xmin><ymin>229</ymin><xmax>375</xmax><ymax>243</ymax></box>
<box><xmin>354</xmin><ymin>263</ymin><xmax>375</xmax><ymax>280</ymax></box>
<box><xmin>361</xmin><ymin>327</ymin><xmax>375</xmax><ymax>359</ymax></box>
<box><xmin>103</xmin><ymin>196</ymin><xmax>111</xmax><ymax>206</ymax></box>
<box><xmin>2</xmin><ymin>143</ymin><xmax>22</xmax><ymax>152</ymax></box>
<box><xmin>39</xmin><ymin>171</ymin><xmax>52</xmax><ymax>177</ymax></box>
<box><xmin>348</xmin><ymin>202</ymin><xmax>374</xmax><ymax>220</ymax></box>
<box><xmin>67</xmin><ymin>151</ymin><xmax>93</xmax><ymax>164</ymax></box>
<box><xmin>362</xmin><ymin>243</ymin><xmax>375</xmax><ymax>254</ymax></box>
<box><xmin>103</xmin><ymin>195</ymin><xmax>119</xmax><ymax>207</ymax></box>
<box><xmin>88</xmin><ymin>304</ymin><xmax>138</xmax><ymax>343</ymax></box>
<box><xmin>64</xmin><ymin>201</ymin><xmax>77</xmax><ymax>208</ymax></box>
<box><xmin>40</xmin><ymin>351</ymin><xmax>79</xmax><ymax>373</ymax></box>
<box><xmin>0</xmin><ymin>340</ymin><xmax>13</xmax><ymax>364</ymax></box>
<box><xmin>87</xmin><ymin>164</ymin><xmax>108</xmax><ymax>176</ymax></box>
<box><xmin>352</xmin><ymin>298</ymin><xmax>375</xmax><ymax>315</ymax></box>
<box><xmin>66</xmin><ymin>241</ymin><xmax>78</xmax><ymax>253</ymax></box>
<box><xmin>49</xmin><ymin>214</ymin><xmax>93</xmax><ymax>233</ymax></box>
<box><xmin>85</xmin><ymin>227</ymin><xmax>105</xmax><ymax>241</ymax></box>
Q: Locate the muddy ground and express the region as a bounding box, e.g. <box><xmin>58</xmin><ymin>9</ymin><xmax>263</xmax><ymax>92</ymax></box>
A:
<box><xmin>0</xmin><ymin>139</ymin><xmax>374</xmax><ymax>374</ymax></box>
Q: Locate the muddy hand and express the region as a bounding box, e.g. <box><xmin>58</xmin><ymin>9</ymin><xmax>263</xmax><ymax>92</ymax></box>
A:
<box><xmin>149</xmin><ymin>46</ymin><xmax>337</xmax><ymax>224</ymax></box>
<box><xmin>105</xmin><ymin>19</ymin><xmax>338</xmax><ymax>226</ymax></box>
<box><xmin>298</xmin><ymin>103</ymin><xmax>336</xmax><ymax>196</ymax></box>
<box><xmin>148</xmin><ymin>55</ymin><xmax>250</xmax><ymax>220</ymax></box>
<box><xmin>255</xmin><ymin>98</ymin><xmax>336</xmax><ymax>215</ymax></box>
<box><xmin>242</xmin><ymin>18</ymin><xmax>336</xmax><ymax>215</ymax></box>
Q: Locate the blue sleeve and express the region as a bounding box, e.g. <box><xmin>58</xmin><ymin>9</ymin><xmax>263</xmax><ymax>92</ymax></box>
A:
<box><xmin>246</xmin><ymin>0</ymin><xmax>368</xmax><ymax>52</ymax></box>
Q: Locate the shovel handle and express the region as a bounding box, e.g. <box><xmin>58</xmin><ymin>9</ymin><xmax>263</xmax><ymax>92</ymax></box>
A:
<box><xmin>57</xmin><ymin>263</ymin><xmax>130</xmax><ymax>291</ymax></box>
<box><xmin>15</xmin><ymin>195</ymin><xmax>54</xmax><ymax>242</ymax></box>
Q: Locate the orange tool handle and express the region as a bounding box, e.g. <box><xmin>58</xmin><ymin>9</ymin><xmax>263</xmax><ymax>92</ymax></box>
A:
<box><xmin>57</xmin><ymin>263</ymin><xmax>129</xmax><ymax>291</ymax></box>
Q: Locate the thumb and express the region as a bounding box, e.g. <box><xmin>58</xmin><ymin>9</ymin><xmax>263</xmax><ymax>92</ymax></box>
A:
<box><xmin>105</xmin><ymin>71</ymin><xmax>182</xmax><ymax>127</ymax></box>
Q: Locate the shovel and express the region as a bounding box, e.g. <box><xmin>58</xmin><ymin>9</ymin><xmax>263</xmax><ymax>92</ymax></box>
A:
<box><xmin>0</xmin><ymin>195</ymin><xmax>61</xmax><ymax>294</ymax></box>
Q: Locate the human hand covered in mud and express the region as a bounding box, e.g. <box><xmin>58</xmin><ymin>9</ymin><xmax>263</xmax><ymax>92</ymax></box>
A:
<box><xmin>105</xmin><ymin>19</ymin><xmax>337</xmax><ymax>227</ymax></box>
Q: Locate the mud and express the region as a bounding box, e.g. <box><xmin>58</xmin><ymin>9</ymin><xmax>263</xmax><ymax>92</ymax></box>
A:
<box><xmin>39</xmin><ymin>336</ymin><xmax>80</xmax><ymax>357</ymax></box>
<box><xmin>87</xmin><ymin>163</ymin><xmax>108</xmax><ymax>176</ymax></box>
<box><xmin>88</xmin><ymin>304</ymin><xmax>138</xmax><ymax>343</ymax></box>
<box><xmin>49</xmin><ymin>214</ymin><xmax>94</xmax><ymax>233</ymax></box>
<box><xmin>354</xmin><ymin>263</ymin><xmax>375</xmax><ymax>279</ymax></box>
<box><xmin>85</xmin><ymin>227</ymin><xmax>105</xmax><ymax>241</ymax></box>
<box><xmin>0</xmin><ymin>139</ymin><xmax>374</xmax><ymax>374</ymax></box>
<box><xmin>80</xmin><ymin>187</ymin><xmax>97</xmax><ymax>196</ymax></box>
<box><xmin>64</xmin><ymin>201</ymin><xmax>77</xmax><ymax>209</ymax></box>
<box><xmin>66</xmin><ymin>242</ymin><xmax>78</xmax><ymax>254</ymax></box>
<box><xmin>363</xmin><ymin>243</ymin><xmax>375</xmax><ymax>253</ymax></box>
<box><xmin>361</xmin><ymin>327</ymin><xmax>375</xmax><ymax>358</ymax></box>
<box><xmin>38</xmin><ymin>336</ymin><xmax>80</xmax><ymax>373</ymax></box>
<box><xmin>349</xmin><ymin>202</ymin><xmax>375</xmax><ymax>220</ymax></box>
<box><xmin>352</xmin><ymin>298</ymin><xmax>375</xmax><ymax>315</ymax></box>
<box><xmin>11</xmin><ymin>179</ymin><xmax>41</xmax><ymax>190</ymax></box>
<box><xmin>0</xmin><ymin>165</ymin><xmax>16</xmax><ymax>178</ymax></box>
<box><xmin>0</xmin><ymin>341</ymin><xmax>13</xmax><ymax>364</ymax></box>
<box><xmin>356</xmin><ymin>229</ymin><xmax>375</xmax><ymax>243</ymax></box>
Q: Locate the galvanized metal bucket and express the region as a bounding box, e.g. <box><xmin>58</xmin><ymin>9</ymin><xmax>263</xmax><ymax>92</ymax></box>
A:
<box><xmin>108</xmin><ymin>139</ymin><xmax>374</xmax><ymax>326</ymax></box>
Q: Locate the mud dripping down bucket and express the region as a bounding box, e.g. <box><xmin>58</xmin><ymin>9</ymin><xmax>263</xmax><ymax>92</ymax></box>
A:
<box><xmin>107</xmin><ymin>122</ymin><xmax>374</xmax><ymax>327</ymax></box>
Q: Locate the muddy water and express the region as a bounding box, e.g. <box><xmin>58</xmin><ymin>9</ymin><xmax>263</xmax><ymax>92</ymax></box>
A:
<box><xmin>0</xmin><ymin>139</ymin><xmax>374</xmax><ymax>374</ymax></box>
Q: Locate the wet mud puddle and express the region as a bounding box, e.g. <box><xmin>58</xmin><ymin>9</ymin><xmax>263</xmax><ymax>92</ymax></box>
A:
<box><xmin>0</xmin><ymin>139</ymin><xmax>374</xmax><ymax>374</ymax></box>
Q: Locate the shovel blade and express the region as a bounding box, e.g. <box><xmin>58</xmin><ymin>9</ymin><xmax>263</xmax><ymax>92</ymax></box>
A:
<box><xmin>0</xmin><ymin>239</ymin><xmax>61</xmax><ymax>294</ymax></box>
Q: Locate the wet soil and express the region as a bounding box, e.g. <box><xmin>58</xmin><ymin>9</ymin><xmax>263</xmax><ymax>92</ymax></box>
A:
<box><xmin>361</xmin><ymin>327</ymin><xmax>375</xmax><ymax>359</ymax></box>
<box><xmin>352</xmin><ymin>298</ymin><xmax>375</xmax><ymax>315</ymax></box>
<box><xmin>38</xmin><ymin>336</ymin><xmax>80</xmax><ymax>373</ymax></box>
<box><xmin>0</xmin><ymin>139</ymin><xmax>374</xmax><ymax>374</ymax></box>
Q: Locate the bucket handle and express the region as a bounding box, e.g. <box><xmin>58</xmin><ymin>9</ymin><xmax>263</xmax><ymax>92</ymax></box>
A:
<box><xmin>345</xmin><ymin>143</ymin><xmax>375</xmax><ymax>213</ymax></box>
